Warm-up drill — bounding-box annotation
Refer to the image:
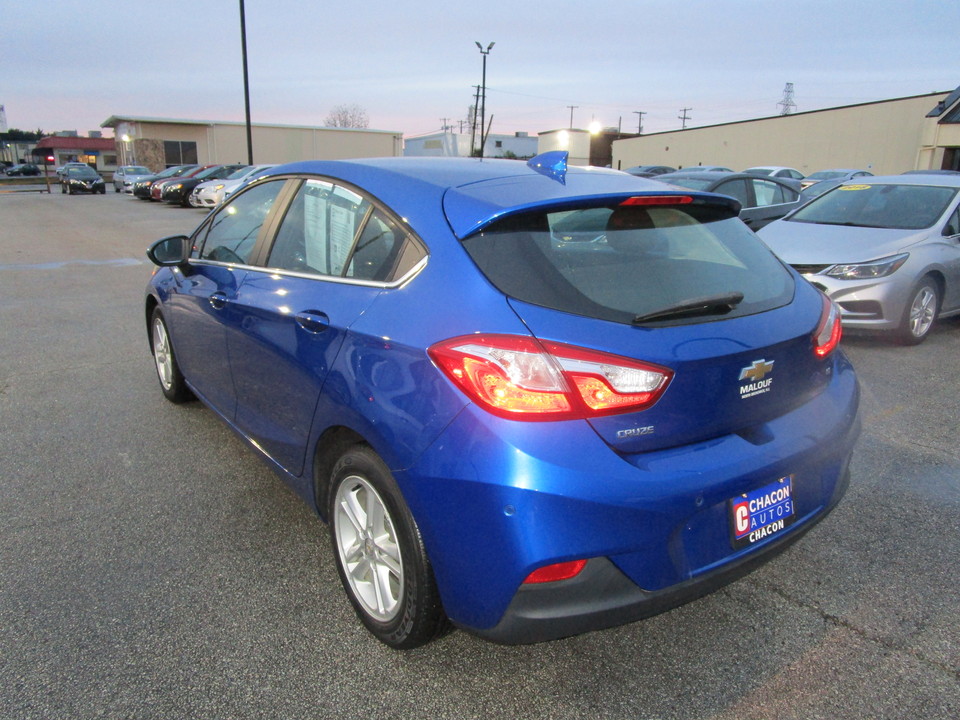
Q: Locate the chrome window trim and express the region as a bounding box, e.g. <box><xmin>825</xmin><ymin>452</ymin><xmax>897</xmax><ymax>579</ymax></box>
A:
<box><xmin>190</xmin><ymin>254</ymin><xmax>429</xmax><ymax>289</ymax></box>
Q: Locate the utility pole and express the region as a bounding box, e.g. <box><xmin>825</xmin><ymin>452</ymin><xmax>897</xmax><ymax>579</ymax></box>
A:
<box><xmin>567</xmin><ymin>105</ymin><xmax>578</xmax><ymax>129</ymax></box>
<box><xmin>632</xmin><ymin>111</ymin><xmax>646</xmax><ymax>134</ymax></box>
<box><xmin>678</xmin><ymin>107</ymin><xmax>692</xmax><ymax>130</ymax></box>
<box><xmin>470</xmin><ymin>86</ymin><xmax>480</xmax><ymax>156</ymax></box>
<box><xmin>475</xmin><ymin>42</ymin><xmax>494</xmax><ymax>157</ymax></box>
<box><xmin>778</xmin><ymin>83</ymin><xmax>797</xmax><ymax>115</ymax></box>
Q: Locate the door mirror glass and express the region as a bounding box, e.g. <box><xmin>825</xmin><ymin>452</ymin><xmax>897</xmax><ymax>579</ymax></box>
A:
<box><xmin>147</xmin><ymin>235</ymin><xmax>191</xmax><ymax>266</ymax></box>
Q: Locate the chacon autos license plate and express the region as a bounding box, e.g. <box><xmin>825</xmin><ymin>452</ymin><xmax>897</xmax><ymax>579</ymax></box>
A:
<box><xmin>729</xmin><ymin>475</ymin><xmax>796</xmax><ymax>549</ymax></box>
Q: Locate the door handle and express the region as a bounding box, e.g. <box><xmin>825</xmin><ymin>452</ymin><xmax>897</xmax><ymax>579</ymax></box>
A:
<box><xmin>209</xmin><ymin>292</ymin><xmax>227</xmax><ymax>309</ymax></box>
<box><xmin>295</xmin><ymin>310</ymin><xmax>330</xmax><ymax>334</ymax></box>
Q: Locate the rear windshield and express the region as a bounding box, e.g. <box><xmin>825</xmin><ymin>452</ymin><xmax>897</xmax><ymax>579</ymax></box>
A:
<box><xmin>788</xmin><ymin>183</ymin><xmax>958</xmax><ymax>230</ymax></box>
<box><xmin>806</xmin><ymin>171</ymin><xmax>845</xmax><ymax>180</ymax></box>
<box><xmin>659</xmin><ymin>176</ymin><xmax>714</xmax><ymax>191</ymax></box>
<box><xmin>462</xmin><ymin>203</ymin><xmax>794</xmax><ymax>325</ymax></box>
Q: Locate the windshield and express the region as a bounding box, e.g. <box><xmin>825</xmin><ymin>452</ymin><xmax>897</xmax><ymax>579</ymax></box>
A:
<box><xmin>124</xmin><ymin>166</ymin><xmax>150</xmax><ymax>174</ymax></box>
<box><xmin>788</xmin><ymin>183</ymin><xmax>958</xmax><ymax>230</ymax></box>
<box><xmin>193</xmin><ymin>166</ymin><xmax>225</xmax><ymax>180</ymax></box>
<box><xmin>68</xmin><ymin>167</ymin><xmax>99</xmax><ymax>178</ymax></box>
<box><xmin>462</xmin><ymin>202</ymin><xmax>793</xmax><ymax>325</ymax></box>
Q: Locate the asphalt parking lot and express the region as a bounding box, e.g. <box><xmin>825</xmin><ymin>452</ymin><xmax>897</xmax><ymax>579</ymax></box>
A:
<box><xmin>1</xmin><ymin>188</ymin><xmax>958</xmax><ymax>720</ymax></box>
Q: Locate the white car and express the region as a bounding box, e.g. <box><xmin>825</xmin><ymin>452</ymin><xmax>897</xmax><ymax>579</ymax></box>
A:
<box><xmin>744</xmin><ymin>166</ymin><xmax>805</xmax><ymax>181</ymax></box>
<box><xmin>113</xmin><ymin>165</ymin><xmax>153</xmax><ymax>193</ymax></box>
<box><xmin>189</xmin><ymin>164</ymin><xmax>275</xmax><ymax>209</ymax></box>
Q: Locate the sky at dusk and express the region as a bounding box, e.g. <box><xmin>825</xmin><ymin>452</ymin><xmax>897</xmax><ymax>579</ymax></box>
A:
<box><xmin>2</xmin><ymin>0</ymin><xmax>957</xmax><ymax>140</ymax></box>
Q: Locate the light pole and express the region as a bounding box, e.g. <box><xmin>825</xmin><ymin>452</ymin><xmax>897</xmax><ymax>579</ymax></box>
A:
<box><xmin>475</xmin><ymin>41</ymin><xmax>494</xmax><ymax>157</ymax></box>
<box><xmin>239</xmin><ymin>0</ymin><xmax>254</xmax><ymax>164</ymax></box>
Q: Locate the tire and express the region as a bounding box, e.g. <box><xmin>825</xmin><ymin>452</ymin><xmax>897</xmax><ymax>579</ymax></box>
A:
<box><xmin>61</xmin><ymin>183</ymin><xmax>66</xmax><ymax>194</ymax></box>
<box><xmin>114</xmin><ymin>186</ymin><xmax>120</xmax><ymax>193</ymax></box>
<box><xmin>896</xmin><ymin>278</ymin><xmax>939</xmax><ymax>345</ymax></box>
<box><xmin>150</xmin><ymin>307</ymin><xmax>193</xmax><ymax>403</ymax></box>
<box><xmin>328</xmin><ymin>445</ymin><xmax>449</xmax><ymax>649</ymax></box>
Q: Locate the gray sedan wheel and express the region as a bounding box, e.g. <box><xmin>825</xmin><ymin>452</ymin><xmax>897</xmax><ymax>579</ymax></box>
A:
<box><xmin>897</xmin><ymin>278</ymin><xmax>939</xmax><ymax>345</ymax></box>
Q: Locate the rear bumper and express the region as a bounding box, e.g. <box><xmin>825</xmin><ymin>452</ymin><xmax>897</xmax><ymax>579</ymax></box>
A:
<box><xmin>470</xmin><ymin>468</ymin><xmax>850</xmax><ymax>644</ymax></box>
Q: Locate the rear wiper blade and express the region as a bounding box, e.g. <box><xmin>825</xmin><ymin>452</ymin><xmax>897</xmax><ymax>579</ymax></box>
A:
<box><xmin>632</xmin><ymin>292</ymin><xmax>745</xmax><ymax>324</ymax></box>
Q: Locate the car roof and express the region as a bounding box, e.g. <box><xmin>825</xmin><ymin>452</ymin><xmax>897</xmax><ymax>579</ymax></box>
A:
<box><xmin>660</xmin><ymin>171</ymin><xmax>763</xmax><ymax>181</ymax></box>
<box><xmin>260</xmin><ymin>155</ymin><xmax>738</xmax><ymax>238</ymax></box>
<box><xmin>840</xmin><ymin>174</ymin><xmax>960</xmax><ymax>187</ymax></box>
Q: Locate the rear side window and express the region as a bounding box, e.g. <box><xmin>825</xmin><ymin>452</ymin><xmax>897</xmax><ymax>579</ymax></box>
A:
<box><xmin>462</xmin><ymin>203</ymin><xmax>794</xmax><ymax>325</ymax></box>
<box><xmin>267</xmin><ymin>179</ymin><xmax>425</xmax><ymax>282</ymax></box>
<box><xmin>751</xmin><ymin>179</ymin><xmax>797</xmax><ymax>206</ymax></box>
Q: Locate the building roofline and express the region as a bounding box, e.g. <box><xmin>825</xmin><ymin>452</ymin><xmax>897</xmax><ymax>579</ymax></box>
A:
<box><xmin>926</xmin><ymin>85</ymin><xmax>960</xmax><ymax>118</ymax></box>
<box><xmin>615</xmin><ymin>90</ymin><xmax>952</xmax><ymax>139</ymax></box>
<box><xmin>101</xmin><ymin>115</ymin><xmax>401</xmax><ymax>136</ymax></box>
<box><xmin>35</xmin><ymin>136</ymin><xmax>117</xmax><ymax>150</ymax></box>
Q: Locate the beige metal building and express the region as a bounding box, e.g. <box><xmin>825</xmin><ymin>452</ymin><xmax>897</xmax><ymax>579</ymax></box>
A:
<box><xmin>611</xmin><ymin>87</ymin><xmax>960</xmax><ymax>176</ymax></box>
<box><xmin>101</xmin><ymin>115</ymin><xmax>403</xmax><ymax>172</ymax></box>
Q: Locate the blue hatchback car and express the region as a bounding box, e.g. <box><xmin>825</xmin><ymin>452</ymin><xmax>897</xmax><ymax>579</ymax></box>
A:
<box><xmin>145</xmin><ymin>153</ymin><xmax>861</xmax><ymax>648</ymax></box>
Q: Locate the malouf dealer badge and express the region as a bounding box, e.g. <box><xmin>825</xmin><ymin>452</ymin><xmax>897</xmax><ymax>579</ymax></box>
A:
<box><xmin>738</xmin><ymin>359</ymin><xmax>774</xmax><ymax>399</ymax></box>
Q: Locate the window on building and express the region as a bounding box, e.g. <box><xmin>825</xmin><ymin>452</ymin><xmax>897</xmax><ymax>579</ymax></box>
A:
<box><xmin>164</xmin><ymin>140</ymin><xmax>198</xmax><ymax>167</ymax></box>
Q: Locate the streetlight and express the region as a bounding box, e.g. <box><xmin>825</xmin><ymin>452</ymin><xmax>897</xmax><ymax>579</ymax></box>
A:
<box><xmin>475</xmin><ymin>41</ymin><xmax>494</xmax><ymax>157</ymax></box>
<box><xmin>121</xmin><ymin>134</ymin><xmax>134</xmax><ymax>165</ymax></box>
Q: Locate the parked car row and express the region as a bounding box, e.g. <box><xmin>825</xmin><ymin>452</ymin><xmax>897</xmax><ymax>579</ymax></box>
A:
<box><xmin>620</xmin><ymin>164</ymin><xmax>960</xmax><ymax>344</ymax></box>
<box><xmin>125</xmin><ymin>163</ymin><xmax>276</xmax><ymax>209</ymax></box>
<box><xmin>623</xmin><ymin>165</ymin><xmax>879</xmax><ymax>229</ymax></box>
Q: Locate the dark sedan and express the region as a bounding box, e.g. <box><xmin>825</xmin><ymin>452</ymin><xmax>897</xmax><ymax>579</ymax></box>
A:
<box><xmin>160</xmin><ymin>164</ymin><xmax>246</xmax><ymax>207</ymax></box>
<box><xmin>6</xmin><ymin>163</ymin><xmax>41</xmax><ymax>176</ymax></box>
<box><xmin>133</xmin><ymin>165</ymin><xmax>199</xmax><ymax>200</ymax></box>
<box><xmin>624</xmin><ymin>165</ymin><xmax>676</xmax><ymax>178</ymax></box>
<box><xmin>657</xmin><ymin>171</ymin><xmax>803</xmax><ymax>230</ymax></box>
<box><xmin>60</xmin><ymin>166</ymin><xmax>106</xmax><ymax>194</ymax></box>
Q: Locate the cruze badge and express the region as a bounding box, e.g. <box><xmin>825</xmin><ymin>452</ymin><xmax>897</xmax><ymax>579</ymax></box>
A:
<box><xmin>739</xmin><ymin>359</ymin><xmax>774</xmax><ymax>399</ymax></box>
<box><xmin>616</xmin><ymin>425</ymin><xmax>654</xmax><ymax>439</ymax></box>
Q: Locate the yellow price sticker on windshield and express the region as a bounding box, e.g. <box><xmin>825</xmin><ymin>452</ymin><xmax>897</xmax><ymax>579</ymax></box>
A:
<box><xmin>840</xmin><ymin>184</ymin><xmax>871</xmax><ymax>191</ymax></box>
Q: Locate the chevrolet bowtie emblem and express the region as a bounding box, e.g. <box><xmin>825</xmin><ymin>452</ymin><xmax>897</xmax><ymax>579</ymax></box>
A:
<box><xmin>739</xmin><ymin>359</ymin><xmax>775</xmax><ymax>382</ymax></box>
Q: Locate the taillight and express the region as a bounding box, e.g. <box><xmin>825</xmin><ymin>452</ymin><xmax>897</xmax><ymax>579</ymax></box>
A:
<box><xmin>813</xmin><ymin>293</ymin><xmax>842</xmax><ymax>357</ymax></box>
<box><xmin>428</xmin><ymin>334</ymin><xmax>673</xmax><ymax>421</ymax></box>
<box><xmin>523</xmin><ymin>560</ymin><xmax>588</xmax><ymax>584</ymax></box>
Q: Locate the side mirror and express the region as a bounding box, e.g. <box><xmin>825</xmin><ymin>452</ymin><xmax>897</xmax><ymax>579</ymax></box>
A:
<box><xmin>146</xmin><ymin>235</ymin><xmax>192</xmax><ymax>267</ymax></box>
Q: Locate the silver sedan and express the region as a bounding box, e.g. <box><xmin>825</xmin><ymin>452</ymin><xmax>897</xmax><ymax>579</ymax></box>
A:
<box><xmin>758</xmin><ymin>175</ymin><xmax>960</xmax><ymax>344</ymax></box>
